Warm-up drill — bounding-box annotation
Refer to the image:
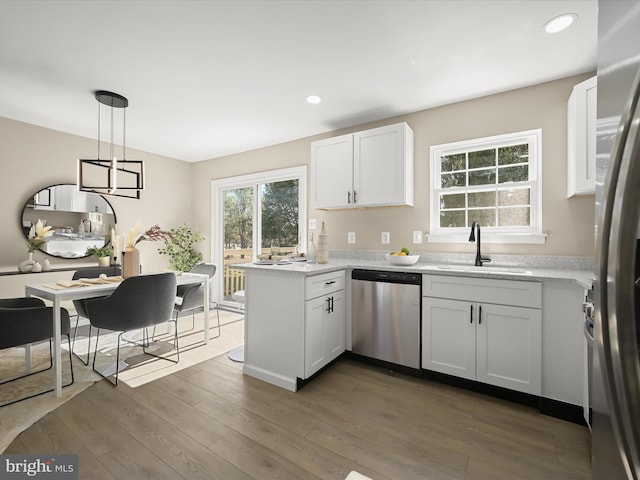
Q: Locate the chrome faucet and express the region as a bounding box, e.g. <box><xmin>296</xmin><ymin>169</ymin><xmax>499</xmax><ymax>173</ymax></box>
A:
<box><xmin>469</xmin><ymin>220</ymin><xmax>491</xmax><ymax>266</ymax></box>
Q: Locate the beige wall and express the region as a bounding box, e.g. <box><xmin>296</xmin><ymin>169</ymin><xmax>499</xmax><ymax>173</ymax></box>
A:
<box><xmin>0</xmin><ymin>117</ymin><xmax>192</xmax><ymax>272</ymax></box>
<box><xmin>1</xmin><ymin>72</ymin><xmax>596</xmax><ymax>276</ymax></box>
<box><xmin>192</xmin><ymin>73</ymin><xmax>596</xmax><ymax>259</ymax></box>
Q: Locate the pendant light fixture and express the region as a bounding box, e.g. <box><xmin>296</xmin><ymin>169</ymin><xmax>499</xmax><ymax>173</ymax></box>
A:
<box><xmin>77</xmin><ymin>90</ymin><xmax>144</xmax><ymax>199</ymax></box>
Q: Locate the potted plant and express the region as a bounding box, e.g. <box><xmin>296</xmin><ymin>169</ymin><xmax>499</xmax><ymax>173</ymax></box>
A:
<box><xmin>86</xmin><ymin>246</ymin><xmax>113</xmax><ymax>267</ymax></box>
<box><xmin>158</xmin><ymin>224</ymin><xmax>204</xmax><ymax>272</ymax></box>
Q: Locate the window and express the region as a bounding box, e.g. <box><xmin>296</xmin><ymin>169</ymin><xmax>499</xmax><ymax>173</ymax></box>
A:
<box><xmin>429</xmin><ymin>129</ymin><xmax>545</xmax><ymax>244</ymax></box>
<box><xmin>211</xmin><ymin>166</ymin><xmax>307</xmax><ymax>310</ymax></box>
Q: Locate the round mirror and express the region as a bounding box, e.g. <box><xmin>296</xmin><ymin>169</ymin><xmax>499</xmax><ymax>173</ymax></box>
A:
<box><xmin>21</xmin><ymin>184</ymin><xmax>117</xmax><ymax>259</ymax></box>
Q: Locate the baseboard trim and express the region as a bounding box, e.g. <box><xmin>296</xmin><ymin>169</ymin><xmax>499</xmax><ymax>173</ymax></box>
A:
<box><xmin>539</xmin><ymin>397</ymin><xmax>587</xmax><ymax>426</ymax></box>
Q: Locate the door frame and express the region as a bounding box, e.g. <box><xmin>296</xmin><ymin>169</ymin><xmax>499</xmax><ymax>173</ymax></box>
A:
<box><xmin>211</xmin><ymin>166</ymin><xmax>307</xmax><ymax>309</ymax></box>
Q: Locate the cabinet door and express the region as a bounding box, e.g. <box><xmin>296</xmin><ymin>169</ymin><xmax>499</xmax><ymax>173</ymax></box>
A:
<box><xmin>53</xmin><ymin>186</ymin><xmax>73</xmax><ymax>211</ymax></box>
<box><xmin>325</xmin><ymin>290</ymin><xmax>345</xmax><ymax>362</ymax></box>
<box><xmin>305</xmin><ymin>295</ymin><xmax>328</xmax><ymax>378</ymax></box>
<box><xmin>422</xmin><ymin>297</ymin><xmax>475</xmax><ymax>380</ymax></box>
<box><xmin>475</xmin><ymin>303</ymin><xmax>541</xmax><ymax>395</ymax></box>
<box><xmin>353</xmin><ymin>123</ymin><xmax>413</xmax><ymax>207</ymax></box>
<box><xmin>567</xmin><ymin>75</ymin><xmax>597</xmax><ymax>197</ymax></box>
<box><xmin>310</xmin><ymin>134</ymin><xmax>354</xmax><ymax>209</ymax></box>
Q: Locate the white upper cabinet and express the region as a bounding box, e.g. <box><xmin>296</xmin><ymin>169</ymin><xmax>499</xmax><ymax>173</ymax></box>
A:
<box><xmin>567</xmin><ymin>75</ymin><xmax>597</xmax><ymax>197</ymax></box>
<box><xmin>310</xmin><ymin>122</ymin><xmax>414</xmax><ymax>209</ymax></box>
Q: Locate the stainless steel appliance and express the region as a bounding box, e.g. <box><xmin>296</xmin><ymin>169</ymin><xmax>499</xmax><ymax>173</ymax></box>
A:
<box><xmin>351</xmin><ymin>269</ymin><xmax>421</xmax><ymax>370</ymax></box>
<box><xmin>583</xmin><ymin>285</ymin><xmax>594</xmax><ymax>429</ymax></box>
<box><xmin>594</xmin><ymin>2</ymin><xmax>640</xmax><ymax>478</ymax></box>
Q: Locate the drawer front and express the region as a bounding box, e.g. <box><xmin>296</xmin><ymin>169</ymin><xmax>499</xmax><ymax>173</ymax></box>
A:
<box><xmin>305</xmin><ymin>270</ymin><xmax>345</xmax><ymax>300</ymax></box>
<box><xmin>422</xmin><ymin>274</ymin><xmax>541</xmax><ymax>309</ymax></box>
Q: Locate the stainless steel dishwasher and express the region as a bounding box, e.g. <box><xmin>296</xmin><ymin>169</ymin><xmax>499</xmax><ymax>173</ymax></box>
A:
<box><xmin>351</xmin><ymin>269</ymin><xmax>421</xmax><ymax>370</ymax></box>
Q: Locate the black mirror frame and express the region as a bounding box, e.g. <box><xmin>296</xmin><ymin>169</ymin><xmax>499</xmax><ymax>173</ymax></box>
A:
<box><xmin>20</xmin><ymin>183</ymin><xmax>117</xmax><ymax>259</ymax></box>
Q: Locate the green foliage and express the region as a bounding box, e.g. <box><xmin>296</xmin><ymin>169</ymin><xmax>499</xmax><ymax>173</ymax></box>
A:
<box><xmin>85</xmin><ymin>246</ymin><xmax>113</xmax><ymax>258</ymax></box>
<box><xmin>157</xmin><ymin>224</ymin><xmax>204</xmax><ymax>272</ymax></box>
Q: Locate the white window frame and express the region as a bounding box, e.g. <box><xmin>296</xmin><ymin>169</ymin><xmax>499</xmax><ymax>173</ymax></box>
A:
<box><xmin>211</xmin><ymin>166</ymin><xmax>307</xmax><ymax>308</ymax></box>
<box><xmin>428</xmin><ymin>129</ymin><xmax>546</xmax><ymax>244</ymax></box>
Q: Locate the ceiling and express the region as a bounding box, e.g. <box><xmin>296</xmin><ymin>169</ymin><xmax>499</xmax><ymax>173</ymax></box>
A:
<box><xmin>0</xmin><ymin>0</ymin><xmax>597</xmax><ymax>163</ymax></box>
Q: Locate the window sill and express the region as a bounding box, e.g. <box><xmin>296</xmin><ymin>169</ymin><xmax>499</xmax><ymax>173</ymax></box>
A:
<box><xmin>427</xmin><ymin>232</ymin><xmax>547</xmax><ymax>244</ymax></box>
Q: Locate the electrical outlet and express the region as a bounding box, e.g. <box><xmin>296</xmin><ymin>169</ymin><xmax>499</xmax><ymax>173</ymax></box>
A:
<box><xmin>381</xmin><ymin>232</ymin><xmax>390</xmax><ymax>244</ymax></box>
<box><xmin>413</xmin><ymin>231</ymin><xmax>423</xmax><ymax>244</ymax></box>
<box><xmin>347</xmin><ymin>232</ymin><xmax>356</xmax><ymax>244</ymax></box>
<box><xmin>308</xmin><ymin>218</ymin><xmax>317</xmax><ymax>229</ymax></box>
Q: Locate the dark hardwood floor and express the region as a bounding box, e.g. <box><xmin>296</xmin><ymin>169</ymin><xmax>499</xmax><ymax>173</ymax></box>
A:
<box><xmin>6</xmin><ymin>354</ymin><xmax>591</xmax><ymax>480</ymax></box>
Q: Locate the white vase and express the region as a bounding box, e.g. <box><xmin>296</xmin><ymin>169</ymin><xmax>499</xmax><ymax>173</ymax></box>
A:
<box><xmin>18</xmin><ymin>252</ymin><xmax>36</xmax><ymax>273</ymax></box>
<box><xmin>98</xmin><ymin>256</ymin><xmax>110</xmax><ymax>267</ymax></box>
<box><xmin>42</xmin><ymin>258</ymin><xmax>51</xmax><ymax>271</ymax></box>
<box><xmin>32</xmin><ymin>261</ymin><xmax>42</xmax><ymax>273</ymax></box>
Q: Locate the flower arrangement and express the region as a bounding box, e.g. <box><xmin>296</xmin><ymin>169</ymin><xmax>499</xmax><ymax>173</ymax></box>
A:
<box><xmin>125</xmin><ymin>223</ymin><xmax>172</xmax><ymax>248</ymax></box>
<box><xmin>27</xmin><ymin>219</ymin><xmax>53</xmax><ymax>252</ymax></box>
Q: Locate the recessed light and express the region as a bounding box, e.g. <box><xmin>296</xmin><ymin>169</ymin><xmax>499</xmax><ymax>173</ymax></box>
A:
<box><xmin>544</xmin><ymin>13</ymin><xmax>577</xmax><ymax>33</ymax></box>
<box><xmin>306</xmin><ymin>95</ymin><xmax>322</xmax><ymax>105</ymax></box>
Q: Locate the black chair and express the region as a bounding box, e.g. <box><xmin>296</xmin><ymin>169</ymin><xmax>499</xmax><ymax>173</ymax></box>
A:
<box><xmin>71</xmin><ymin>266</ymin><xmax>122</xmax><ymax>365</ymax></box>
<box><xmin>86</xmin><ymin>272</ymin><xmax>178</xmax><ymax>386</ymax></box>
<box><xmin>174</xmin><ymin>263</ymin><xmax>220</xmax><ymax>338</ymax></box>
<box><xmin>0</xmin><ymin>297</ymin><xmax>74</xmax><ymax>407</ymax></box>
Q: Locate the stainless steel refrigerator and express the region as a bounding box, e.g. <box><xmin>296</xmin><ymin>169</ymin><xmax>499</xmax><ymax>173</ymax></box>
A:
<box><xmin>594</xmin><ymin>1</ymin><xmax>640</xmax><ymax>478</ymax></box>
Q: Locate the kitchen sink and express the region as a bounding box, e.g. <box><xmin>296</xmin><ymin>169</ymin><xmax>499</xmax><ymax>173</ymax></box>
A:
<box><xmin>419</xmin><ymin>264</ymin><xmax>533</xmax><ymax>275</ymax></box>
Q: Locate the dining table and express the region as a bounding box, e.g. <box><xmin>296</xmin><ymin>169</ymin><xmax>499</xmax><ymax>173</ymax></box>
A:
<box><xmin>24</xmin><ymin>271</ymin><xmax>210</xmax><ymax>397</ymax></box>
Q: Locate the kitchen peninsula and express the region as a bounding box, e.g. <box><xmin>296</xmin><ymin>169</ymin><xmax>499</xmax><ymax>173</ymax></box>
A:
<box><xmin>236</xmin><ymin>254</ymin><xmax>593</xmax><ymax>423</ymax></box>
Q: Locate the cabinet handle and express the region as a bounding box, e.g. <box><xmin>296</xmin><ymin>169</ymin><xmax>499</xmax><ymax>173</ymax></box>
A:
<box><xmin>330</xmin><ymin>296</ymin><xmax>334</xmax><ymax>313</ymax></box>
<box><xmin>326</xmin><ymin>297</ymin><xmax>331</xmax><ymax>313</ymax></box>
<box><xmin>325</xmin><ymin>280</ymin><xmax>336</xmax><ymax>285</ymax></box>
<box><xmin>353</xmin><ymin>190</ymin><xmax>357</xmax><ymax>204</ymax></box>
<box><xmin>347</xmin><ymin>191</ymin><xmax>351</xmax><ymax>204</ymax></box>
<box><xmin>479</xmin><ymin>305</ymin><xmax>482</xmax><ymax>325</ymax></box>
<box><xmin>470</xmin><ymin>304</ymin><xmax>473</xmax><ymax>323</ymax></box>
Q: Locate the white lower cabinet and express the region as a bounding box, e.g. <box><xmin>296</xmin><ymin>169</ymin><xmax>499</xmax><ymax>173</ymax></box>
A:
<box><xmin>422</xmin><ymin>275</ymin><xmax>542</xmax><ymax>395</ymax></box>
<box><xmin>304</xmin><ymin>271</ymin><xmax>346</xmax><ymax>378</ymax></box>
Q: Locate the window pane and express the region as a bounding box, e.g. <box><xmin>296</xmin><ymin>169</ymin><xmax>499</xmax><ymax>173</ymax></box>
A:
<box><xmin>468</xmin><ymin>191</ymin><xmax>495</xmax><ymax>208</ymax></box>
<box><xmin>498</xmin><ymin>144</ymin><xmax>528</xmax><ymax>165</ymax></box>
<box><xmin>260</xmin><ymin>179</ymin><xmax>299</xmax><ymax>255</ymax></box>
<box><xmin>498</xmin><ymin>188</ymin><xmax>530</xmax><ymax>206</ymax></box>
<box><xmin>469</xmin><ymin>149</ymin><xmax>495</xmax><ymax>169</ymax></box>
<box><xmin>469</xmin><ymin>168</ymin><xmax>496</xmax><ymax>186</ymax></box>
<box><xmin>498</xmin><ymin>207</ymin><xmax>530</xmax><ymax>226</ymax></box>
<box><xmin>441</xmin><ymin>153</ymin><xmax>465</xmax><ymax>172</ymax></box>
<box><xmin>440</xmin><ymin>210</ymin><xmax>466</xmax><ymax>228</ymax></box>
<box><xmin>440</xmin><ymin>193</ymin><xmax>465</xmax><ymax>209</ymax></box>
<box><xmin>469</xmin><ymin>208</ymin><xmax>496</xmax><ymax>226</ymax></box>
<box><xmin>441</xmin><ymin>172</ymin><xmax>466</xmax><ymax>188</ymax></box>
<box><xmin>498</xmin><ymin>165</ymin><xmax>528</xmax><ymax>183</ymax></box>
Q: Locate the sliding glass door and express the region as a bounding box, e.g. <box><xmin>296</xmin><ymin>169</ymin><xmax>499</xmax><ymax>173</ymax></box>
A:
<box><xmin>212</xmin><ymin>167</ymin><xmax>307</xmax><ymax>310</ymax></box>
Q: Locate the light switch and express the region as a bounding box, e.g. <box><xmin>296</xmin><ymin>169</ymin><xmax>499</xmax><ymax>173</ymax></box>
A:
<box><xmin>381</xmin><ymin>232</ymin><xmax>390</xmax><ymax>244</ymax></box>
<box><xmin>308</xmin><ymin>218</ymin><xmax>317</xmax><ymax>229</ymax></box>
<box><xmin>347</xmin><ymin>232</ymin><xmax>356</xmax><ymax>244</ymax></box>
<box><xmin>413</xmin><ymin>231</ymin><xmax>423</xmax><ymax>244</ymax></box>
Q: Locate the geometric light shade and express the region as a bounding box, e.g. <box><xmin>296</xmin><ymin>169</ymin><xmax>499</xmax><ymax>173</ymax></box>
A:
<box><xmin>77</xmin><ymin>158</ymin><xmax>144</xmax><ymax>200</ymax></box>
<box><xmin>77</xmin><ymin>90</ymin><xmax>145</xmax><ymax>199</ymax></box>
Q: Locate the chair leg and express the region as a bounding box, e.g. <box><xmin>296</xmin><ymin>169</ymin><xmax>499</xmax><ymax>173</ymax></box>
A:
<box><xmin>94</xmin><ymin>326</ymin><xmax>180</xmax><ymax>388</ymax></box>
<box><xmin>143</xmin><ymin>322</ymin><xmax>180</xmax><ymax>364</ymax></box>
<box><xmin>210</xmin><ymin>303</ymin><xmax>221</xmax><ymax>339</ymax></box>
<box><xmin>0</xmin><ymin>334</ymin><xmax>75</xmax><ymax>408</ymax></box>
<box><xmin>71</xmin><ymin>315</ymin><xmax>92</xmax><ymax>366</ymax></box>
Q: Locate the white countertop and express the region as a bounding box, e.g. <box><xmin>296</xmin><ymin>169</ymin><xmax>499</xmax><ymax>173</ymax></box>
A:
<box><xmin>233</xmin><ymin>257</ymin><xmax>594</xmax><ymax>289</ymax></box>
